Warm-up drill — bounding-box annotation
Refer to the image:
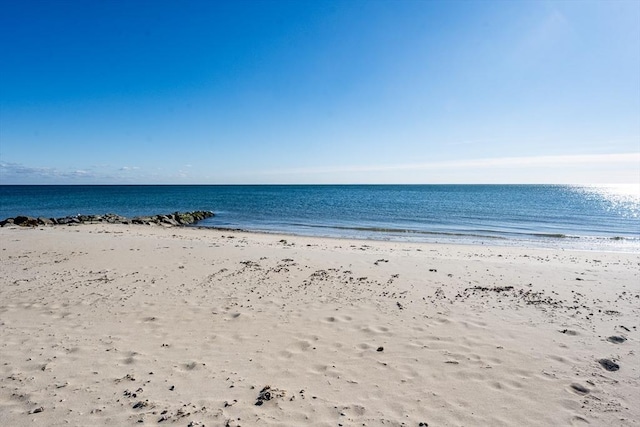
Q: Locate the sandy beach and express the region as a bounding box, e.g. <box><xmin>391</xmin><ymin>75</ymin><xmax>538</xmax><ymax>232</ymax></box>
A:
<box><xmin>0</xmin><ymin>223</ymin><xmax>638</xmax><ymax>426</ymax></box>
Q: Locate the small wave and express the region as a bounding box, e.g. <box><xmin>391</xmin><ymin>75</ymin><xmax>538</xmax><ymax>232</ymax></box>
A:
<box><xmin>530</xmin><ymin>233</ymin><xmax>574</xmax><ymax>239</ymax></box>
<box><xmin>290</xmin><ymin>223</ymin><xmax>508</xmax><ymax>239</ymax></box>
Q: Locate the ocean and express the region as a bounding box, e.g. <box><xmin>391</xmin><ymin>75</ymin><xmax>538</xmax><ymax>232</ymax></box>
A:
<box><xmin>1</xmin><ymin>185</ymin><xmax>639</xmax><ymax>252</ymax></box>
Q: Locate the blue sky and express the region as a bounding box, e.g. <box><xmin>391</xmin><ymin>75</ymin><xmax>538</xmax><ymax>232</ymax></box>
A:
<box><xmin>1</xmin><ymin>0</ymin><xmax>639</xmax><ymax>184</ymax></box>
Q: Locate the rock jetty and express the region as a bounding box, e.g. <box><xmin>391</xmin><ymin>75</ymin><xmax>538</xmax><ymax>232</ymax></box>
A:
<box><xmin>0</xmin><ymin>211</ymin><xmax>214</xmax><ymax>228</ymax></box>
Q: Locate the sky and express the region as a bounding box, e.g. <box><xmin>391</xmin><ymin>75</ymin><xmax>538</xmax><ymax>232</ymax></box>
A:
<box><xmin>0</xmin><ymin>0</ymin><xmax>639</xmax><ymax>185</ymax></box>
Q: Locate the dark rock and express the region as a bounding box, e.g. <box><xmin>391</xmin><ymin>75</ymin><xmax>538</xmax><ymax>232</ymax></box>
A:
<box><xmin>14</xmin><ymin>216</ymin><xmax>39</xmax><ymax>227</ymax></box>
<box><xmin>56</xmin><ymin>216</ymin><xmax>80</xmax><ymax>225</ymax></box>
<box><xmin>132</xmin><ymin>217</ymin><xmax>151</xmax><ymax>225</ymax></box>
<box><xmin>161</xmin><ymin>216</ymin><xmax>180</xmax><ymax>226</ymax></box>
<box><xmin>37</xmin><ymin>217</ymin><xmax>53</xmax><ymax>226</ymax></box>
<box><xmin>0</xmin><ymin>218</ymin><xmax>15</xmax><ymax>227</ymax></box>
<box><xmin>607</xmin><ymin>336</ymin><xmax>626</xmax><ymax>344</ymax></box>
<box><xmin>175</xmin><ymin>212</ymin><xmax>195</xmax><ymax>225</ymax></box>
<box><xmin>2</xmin><ymin>211</ymin><xmax>214</xmax><ymax>228</ymax></box>
<box><xmin>13</xmin><ymin>216</ymin><xmax>28</xmax><ymax>225</ymax></box>
<box><xmin>103</xmin><ymin>213</ymin><xmax>122</xmax><ymax>223</ymax></box>
<box><xmin>377</xmin><ymin>347</ymin><xmax>384</xmax><ymax>352</ymax></box>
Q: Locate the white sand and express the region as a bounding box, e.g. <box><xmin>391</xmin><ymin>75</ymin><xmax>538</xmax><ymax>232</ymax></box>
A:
<box><xmin>0</xmin><ymin>224</ymin><xmax>638</xmax><ymax>426</ymax></box>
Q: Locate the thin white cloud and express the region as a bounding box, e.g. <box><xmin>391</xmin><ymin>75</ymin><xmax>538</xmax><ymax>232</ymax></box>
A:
<box><xmin>2</xmin><ymin>152</ymin><xmax>638</xmax><ymax>184</ymax></box>
<box><xmin>265</xmin><ymin>152</ymin><xmax>640</xmax><ymax>176</ymax></box>
<box><xmin>0</xmin><ymin>162</ymin><xmax>97</xmax><ymax>180</ymax></box>
<box><xmin>0</xmin><ymin>162</ymin><xmax>128</xmax><ymax>183</ymax></box>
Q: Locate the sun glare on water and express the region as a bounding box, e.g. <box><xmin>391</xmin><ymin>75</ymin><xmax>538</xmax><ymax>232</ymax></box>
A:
<box><xmin>576</xmin><ymin>184</ymin><xmax>640</xmax><ymax>220</ymax></box>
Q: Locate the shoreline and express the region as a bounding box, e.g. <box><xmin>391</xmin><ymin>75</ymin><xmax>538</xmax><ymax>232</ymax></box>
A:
<box><xmin>189</xmin><ymin>222</ymin><xmax>640</xmax><ymax>254</ymax></box>
<box><xmin>1</xmin><ymin>223</ymin><xmax>639</xmax><ymax>426</ymax></box>
<box><xmin>6</xmin><ymin>216</ymin><xmax>636</xmax><ymax>253</ymax></box>
<box><xmin>192</xmin><ymin>224</ymin><xmax>640</xmax><ymax>254</ymax></box>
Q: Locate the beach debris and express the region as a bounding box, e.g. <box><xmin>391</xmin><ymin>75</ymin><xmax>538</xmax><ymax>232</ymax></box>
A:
<box><xmin>255</xmin><ymin>385</ymin><xmax>284</xmax><ymax>406</ymax></box>
<box><xmin>255</xmin><ymin>386</ymin><xmax>272</xmax><ymax>405</ymax></box>
<box><xmin>458</xmin><ymin>286</ymin><xmax>563</xmax><ymax>308</ymax></box>
<box><xmin>467</xmin><ymin>285</ymin><xmax>514</xmax><ymax>292</ymax></box>
<box><xmin>123</xmin><ymin>389</ymin><xmax>139</xmax><ymax>398</ymax></box>
<box><xmin>30</xmin><ymin>407</ymin><xmax>44</xmax><ymax>414</ymax></box>
<box><xmin>132</xmin><ymin>401</ymin><xmax>148</xmax><ymax>409</ymax></box>
<box><xmin>377</xmin><ymin>346</ymin><xmax>384</xmax><ymax>352</ymax></box>
<box><xmin>598</xmin><ymin>358</ymin><xmax>620</xmax><ymax>372</ymax></box>
<box><xmin>116</xmin><ymin>373</ymin><xmax>136</xmax><ymax>383</ymax></box>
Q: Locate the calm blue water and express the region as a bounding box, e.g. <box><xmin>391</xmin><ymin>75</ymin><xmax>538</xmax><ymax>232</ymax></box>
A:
<box><xmin>1</xmin><ymin>185</ymin><xmax>639</xmax><ymax>251</ymax></box>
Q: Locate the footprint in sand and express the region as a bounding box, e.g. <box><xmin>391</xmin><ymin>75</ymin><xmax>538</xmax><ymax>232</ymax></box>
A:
<box><xmin>570</xmin><ymin>415</ymin><xmax>590</xmax><ymax>425</ymax></box>
<box><xmin>598</xmin><ymin>359</ymin><xmax>620</xmax><ymax>372</ymax></box>
<box><xmin>323</xmin><ymin>315</ymin><xmax>352</xmax><ymax>323</ymax></box>
<box><xmin>606</xmin><ymin>336</ymin><xmax>626</xmax><ymax>344</ymax></box>
<box><xmin>569</xmin><ymin>383</ymin><xmax>590</xmax><ymax>395</ymax></box>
